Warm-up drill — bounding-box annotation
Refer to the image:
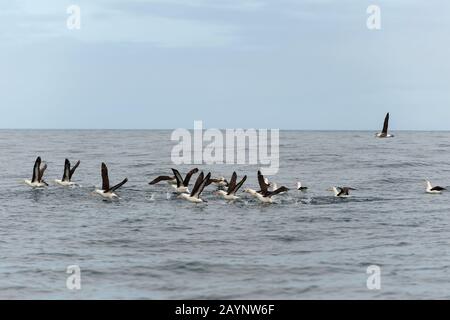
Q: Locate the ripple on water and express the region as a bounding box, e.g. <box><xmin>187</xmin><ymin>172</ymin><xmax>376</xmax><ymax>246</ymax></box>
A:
<box><xmin>1</xmin><ymin>131</ymin><xmax>450</xmax><ymax>299</ymax></box>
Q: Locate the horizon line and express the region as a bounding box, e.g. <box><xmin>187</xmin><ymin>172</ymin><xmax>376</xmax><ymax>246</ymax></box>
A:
<box><xmin>0</xmin><ymin>128</ymin><xmax>450</xmax><ymax>132</ymax></box>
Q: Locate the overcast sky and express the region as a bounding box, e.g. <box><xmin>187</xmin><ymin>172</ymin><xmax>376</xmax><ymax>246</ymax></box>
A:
<box><xmin>0</xmin><ymin>0</ymin><xmax>449</xmax><ymax>130</ymax></box>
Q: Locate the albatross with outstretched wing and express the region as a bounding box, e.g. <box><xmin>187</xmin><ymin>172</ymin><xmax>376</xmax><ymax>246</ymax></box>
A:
<box><xmin>94</xmin><ymin>163</ymin><xmax>128</xmax><ymax>199</ymax></box>
<box><xmin>55</xmin><ymin>159</ymin><xmax>80</xmax><ymax>186</ymax></box>
<box><xmin>24</xmin><ymin>156</ymin><xmax>48</xmax><ymax>188</ymax></box>
<box><xmin>376</xmin><ymin>112</ymin><xmax>394</xmax><ymax>138</ymax></box>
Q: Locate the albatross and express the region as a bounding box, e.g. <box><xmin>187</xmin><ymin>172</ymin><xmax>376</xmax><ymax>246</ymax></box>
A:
<box><xmin>270</xmin><ymin>182</ymin><xmax>288</xmax><ymax>195</ymax></box>
<box><xmin>425</xmin><ymin>180</ymin><xmax>446</xmax><ymax>194</ymax></box>
<box><xmin>244</xmin><ymin>188</ymin><xmax>259</xmax><ymax>197</ymax></box>
<box><xmin>244</xmin><ymin>174</ymin><xmax>274</xmax><ymax>198</ymax></box>
<box><xmin>208</xmin><ymin>177</ymin><xmax>229</xmax><ymax>188</ymax></box>
<box><xmin>297</xmin><ymin>181</ymin><xmax>308</xmax><ymax>191</ymax></box>
<box><xmin>54</xmin><ymin>159</ymin><xmax>80</xmax><ymax>186</ymax></box>
<box><xmin>244</xmin><ymin>173</ymin><xmax>270</xmax><ymax>198</ymax></box>
<box><xmin>179</xmin><ymin>171</ymin><xmax>211</xmax><ymax>203</ymax></box>
<box><xmin>254</xmin><ymin>171</ymin><xmax>289</xmax><ymax>203</ymax></box>
<box><xmin>328</xmin><ymin>186</ymin><xmax>356</xmax><ymax>198</ymax></box>
<box><xmin>24</xmin><ymin>156</ymin><xmax>48</xmax><ymax>187</ymax></box>
<box><xmin>216</xmin><ymin>172</ymin><xmax>247</xmax><ymax>200</ymax></box>
<box><xmin>376</xmin><ymin>112</ymin><xmax>394</xmax><ymax>138</ymax></box>
<box><xmin>94</xmin><ymin>163</ymin><xmax>128</xmax><ymax>199</ymax></box>
<box><xmin>170</xmin><ymin>168</ymin><xmax>199</xmax><ymax>193</ymax></box>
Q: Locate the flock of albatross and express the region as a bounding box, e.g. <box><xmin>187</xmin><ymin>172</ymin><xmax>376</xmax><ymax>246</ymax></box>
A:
<box><xmin>22</xmin><ymin>113</ymin><xmax>447</xmax><ymax>203</ymax></box>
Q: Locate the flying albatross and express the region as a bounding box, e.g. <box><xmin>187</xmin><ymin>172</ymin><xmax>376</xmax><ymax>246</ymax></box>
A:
<box><xmin>54</xmin><ymin>159</ymin><xmax>80</xmax><ymax>186</ymax></box>
<box><xmin>24</xmin><ymin>156</ymin><xmax>48</xmax><ymax>187</ymax></box>
<box><xmin>216</xmin><ymin>172</ymin><xmax>247</xmax><ymax>200</ymax></box>
<box><xmin>179</xmin><ymin>171</ymin><xmax>211</xmax><ymax>203</ymax></box>
<box><xmin>170</xmin><ymin>168</ymin><xmax>199</xmax><ymax>193</ymax></box>
<box><xmin>376</xmin><ymin>112</ymin><xmax>394</xmax><ymax>138</ymax></box>
<box><xmin>94</xmin><ymin>163</ymin><xmax>128</xmax><ymax>199</ymax></box>
<box><xmin>254</xmin><ymin>171</ymin><xmax>289</xmax><ymax>203</ymax></box>
<box><xmin>329</xmin><ymin>186</ymin><xmax>356</xmax><ymax>198</ymax></box>
<box><xmin>425</xmin><ymin>180</ymin><xmax>446</xmax><ymax>194</ymax></box>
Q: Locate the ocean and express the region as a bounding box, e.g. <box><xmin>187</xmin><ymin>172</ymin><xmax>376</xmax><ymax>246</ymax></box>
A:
<box><xmin>1</xmin><ymin>130</ymin><xmax>450</xmax><ymax>299</ymax></box>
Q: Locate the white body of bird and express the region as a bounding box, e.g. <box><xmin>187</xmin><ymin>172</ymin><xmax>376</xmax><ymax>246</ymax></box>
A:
<box><xmin>426</xmin><ymin>180</ymin><xmax>445</xmax><ymax>194</ymax></box>
<box><xmin>94</xmin><ymin>189</ymin><xmax>118</xmax><ymax>199</ymax></box>
<box><xmin>179</xmin><ymin>193</ymin><xmax>204</xmax><ymax>203</ymax></box>
<box><xmin>54</xmin><ymin>179</ymin><xmax>76</xmax><ymax>187</ymax></box>
<box><xmin>24</xmin><ymin>180</ymin><xmax>47</xmax><ymax>188</ymax></box>
<box><xmin>216</xmin><ymin>190</ymin><xmax>239</xmax><ymax>200</ymax></box>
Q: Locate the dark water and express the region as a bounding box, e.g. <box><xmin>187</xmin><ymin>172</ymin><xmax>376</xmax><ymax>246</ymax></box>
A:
<box><xmin>1</xmin><ymin>130</ymin><xmax>450</xmax><ymax>299</ymax></box>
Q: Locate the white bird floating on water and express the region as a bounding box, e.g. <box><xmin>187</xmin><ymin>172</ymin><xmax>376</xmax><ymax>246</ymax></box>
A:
<box><xmin>54</xmin><ymin>158</ymin><xmax>80</xmax><ymax>186</ymax></box>
<box><xmin>24</xmin><ymin>156</ymin><xmax>48</xmax><ymax>188</ymax></box>
<box><xmin>376</xmin><ymin>112</ymin><xmax>394</xmax><ymax>138</ymax></box>
<box><xmin>425</xmin><ymin>180</ymin><xmax>446</xmax><ymax>194</ymax></box>
<box><xmin>93</xmin><ymin>163</ymin><xmax>128</xmax><ymax>199</ymax></box>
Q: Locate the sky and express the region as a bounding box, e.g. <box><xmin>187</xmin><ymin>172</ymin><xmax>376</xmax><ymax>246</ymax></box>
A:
<box><xmin>0</xmin><ymin>0</ymin><xmax>449</xmax><ymax>130</ymax></box>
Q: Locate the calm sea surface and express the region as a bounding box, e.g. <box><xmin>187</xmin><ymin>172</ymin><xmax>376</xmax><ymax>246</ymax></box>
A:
<box><xmin>1</xmin><ymin>130</ymin><xmax>450</xmax><ymax>299</ymax></box>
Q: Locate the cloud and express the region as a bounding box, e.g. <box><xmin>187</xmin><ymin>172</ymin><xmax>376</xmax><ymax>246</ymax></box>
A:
<box><xmin>2</xmin><ymin>0</ymin><xmax>450</xmax><ymax>129</ymax></box>
<box><xmin>0</xmin><ymin>0</ymin><xmax>246</xmax><ymax>47</ymax></box>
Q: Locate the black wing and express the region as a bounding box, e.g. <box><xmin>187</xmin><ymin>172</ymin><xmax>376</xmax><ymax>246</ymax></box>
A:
<box><xmin>32</xmin><ymin>156</ymin><xmax>41</xmax><ymax>183</ymax></box>
<box><xmin>431</xmin><ymin>186</ymin><xmax>446</xmax><ymax>191</ymax></box>
<box><xmin>268</xmin><ymin>186</ymin><xmax>289</xmax><ymax>197</ymax></box>
<box><xmin>205</xmin><ymin>178</ymin><xmax>214</xmax><ymax>186</ymax></box>
<box><xmin>38</xmin><ymin>163</ymin><xmax>47</xmax><ymax>182</ymax></box>
<box><xmin>227</xmin><ymin>172</ymin><xmax>237</xmax><ymax>194</ymax></box>
<box><xmin>229</xmin><ymin>175</ymin><xmax>247</xmax><ymax>195</ymax></box>
<box><xmin>106</xmin><ymin>178</ymin><xmax>128</xmax><ymax>193</ymax></box>
<box><xmin>206</xmin><ymin>178</ymin><xmax>220</xmax><ymax>187</ymax></box>
<box><xmin>339</xmin><ymin>187</ymin><xmax>355</xmax><ymax>196</ymax></box>
<box><xmin>190</xmin><ymin>172</ymin><xmax>204</xmax><ymax>197</ymax></box>
<box><xmin>257</xmin><ymin>171</ymin><xmax>269</xmax><ymax>196</ymax></box>
<box><xmin>62</xmin><ymin>159</ymin><xmax>70</xmax><ymax>181</ymax></box>
<box><xmin>69</xmin><ymin>160</ymin><xmax>80</xmax><ymax>180</ymax></box>
<box><xmin>101</xmin><ymin>163</ymin><xmax>110</xmax><ymax>191</ymax></box>
<box><xmin>382</xmin><ymin>113</ymin><xmax>389</xmax><ymax>134</ymax></box>
<box><xmin>171</xmin><ymin>168</ymin><xmax>184</xmax><ymax>188</ymax></box>
<box><xmin>192</xmin><ymin>172</ymin><xmax>211</xmax><ymax>198</ymax></box>
<box><xmin>183</xmin><ymin>168</ymin><xmax>199</xmax><ymax>187</ymax></box>
<box><xmin>149</xmin><ymin>175</ymin><xmax>174</xmax><ymax>185</ymax></box>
